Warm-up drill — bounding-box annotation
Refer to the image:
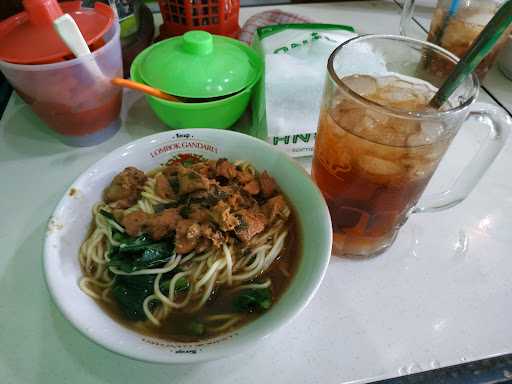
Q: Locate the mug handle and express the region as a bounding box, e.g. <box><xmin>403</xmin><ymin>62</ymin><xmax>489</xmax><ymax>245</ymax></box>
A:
<box><xmin>399</xmin><ymin>0</ymin><xmax>417</xmax><ymax>37</ymax></box>
<box><xmin>414</xmin><ymin>102</ymin><xmax>511</xmax><ymax>213</ymax></box>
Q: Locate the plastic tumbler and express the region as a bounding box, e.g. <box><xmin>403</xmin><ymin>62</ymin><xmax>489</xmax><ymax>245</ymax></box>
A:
<box><xmin>0</xmin><ymin>6</ymin><xmax>122</xmax><ymax>146</ymax></box>
<box><xmin>400</xmin><ymin>0</ymin><xmax>512</xmax><ymax>80</ymax></box>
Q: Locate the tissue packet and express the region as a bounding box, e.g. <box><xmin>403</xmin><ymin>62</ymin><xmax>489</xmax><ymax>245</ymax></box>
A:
<box><xmin>251</xmin><ymin>24</ymin><xmax>356</xmax><ymax>157</ymax></box>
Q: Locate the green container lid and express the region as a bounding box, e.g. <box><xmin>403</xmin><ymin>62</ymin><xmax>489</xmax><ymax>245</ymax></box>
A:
<box><xmin>139</xmin><ymin>31</ymin><xmax>261</xmax><ymax>98</ymax></box>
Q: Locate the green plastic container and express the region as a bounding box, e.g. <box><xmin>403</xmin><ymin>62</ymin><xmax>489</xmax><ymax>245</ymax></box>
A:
<box><xmin>130</xmin><ymin>31</ymin><xmax>263</xmax><ymax>129</ymax></box>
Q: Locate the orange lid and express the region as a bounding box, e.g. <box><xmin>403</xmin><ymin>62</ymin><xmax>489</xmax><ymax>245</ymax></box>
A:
<box><xmin>0</xmin><ymin>0</ymin><xmax>114</xmax><ymax>64</ymax></box>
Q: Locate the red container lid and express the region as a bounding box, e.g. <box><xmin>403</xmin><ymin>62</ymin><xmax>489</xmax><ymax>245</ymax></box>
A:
<box><xmin>0</xmin><ymin>0</ymin><xmax>114</xmax><ymax>64</ymax></box>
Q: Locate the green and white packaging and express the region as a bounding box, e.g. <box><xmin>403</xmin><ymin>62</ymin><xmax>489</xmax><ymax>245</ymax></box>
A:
<box><xmin>251</xmin><ymin>24</ymin><xmax>356</xmax><ymax>157</ymax></box>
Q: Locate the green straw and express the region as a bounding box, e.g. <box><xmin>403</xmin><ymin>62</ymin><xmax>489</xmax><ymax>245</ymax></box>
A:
<box><xmin>429</xmin><ymin>0</ymin><xmax>512</xmax><ymax>109</ymax></box>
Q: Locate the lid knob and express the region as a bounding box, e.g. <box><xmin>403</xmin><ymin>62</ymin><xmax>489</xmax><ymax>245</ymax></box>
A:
<box><xmin>183</xmin><ymin>31</ymin><xmax>213</xmax><ymax>55</ymax></box>
<box><xmin>23</xmin><ymin>0</ymin><xmax>63</xmax><ymax>26</ymax></box>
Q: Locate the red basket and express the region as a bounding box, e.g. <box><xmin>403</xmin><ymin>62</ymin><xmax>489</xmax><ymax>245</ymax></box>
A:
<box><xmin>157</xmin><ymin>0</ymin><xmax>241</xmax><ymax>39</ymax></box>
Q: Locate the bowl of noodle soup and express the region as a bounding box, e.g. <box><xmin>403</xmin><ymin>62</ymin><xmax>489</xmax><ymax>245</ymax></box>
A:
<box><xmin>44</xmin><ymin>129</ymin><xmax>332</xmax><ymax>363</ymax></box>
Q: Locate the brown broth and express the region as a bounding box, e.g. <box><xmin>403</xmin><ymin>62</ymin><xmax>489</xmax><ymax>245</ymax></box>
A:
<box><xmin>94</xmin><ymin>214</ymin><xmax>301</xmax><ymax>342</ymax></box>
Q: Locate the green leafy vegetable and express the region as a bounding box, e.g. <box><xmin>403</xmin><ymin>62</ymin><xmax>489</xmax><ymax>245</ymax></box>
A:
<box><xmin>109</xmin><ymin>242</ymin><xmax>173</xmax><ymax>273</ymax></box>
<box><xmin>235</xmin><ymin>215</ymin><xmax>249</xmax><ymax>232</ymax></box>
<box><xmin>111</xmin><ymin>275</ymin><xmax>156</xmax><ymax>321</ymax></box>
<box><xmin>112</xmin><ymin>231</ymin><xmax>128</xmax><ymax>243</ymax></box>
<box><xmin>194</xmin><ymin>186</ymin><xmax>229</xmax><ymax>208</ymax></box>
<box><xmin>211</xmin><ymin>186</ymin><xmax>230</xmax><ymax>200</ymax></box>
<box><xmin>118</xmin><ymin>234</ymin><xmax>155</xmax><ymax>252</ymax></box>
<box><xmin>159</xmin><ymin>272</ymin><xmax>189</xmax><ymax>294</ymax></box>
<box><xmin>177</xmin><ymin>194</ymin><xmax>192</xmax><ymax>207</ymax></box>
<box><xmin>135</xmin><ymin>243</ymin><xmax>173</xmax><ymax>269</ymax></box>
<box><xmin>185</xmin><ymin>171</ymin><xmax>200</xmax><ymax>180</ymax></box>
<box><xmin>233</xmin><ymin>288</ymin><xmax>272</xmax><ymax>313</ymax></box>
<box><xmin>174</xmin><ymin>276</ymin><xmax>190</xmax><ymax>293</ymax></box>
<box><xmin>154</xmin><ymin>202</ymin><xmax>179</xmax><ymax>213</ymax></box>
<box><xmin>109</xmin><ymin>240</ymin><xmax>176</xmax><ymax>321</ymax></box>
<box><xmin>99</xmin><ymin>209</ymin><xmax>116</xmax><ymax>221</ymax></box>
<box><xmin>179</xmin><ymin>205</ymin><xmax>192</xmax><ymax>218</ymax></box>
<box><xmin>187</xmin><ymin>320</ymin><xmax>205</xmax><ymax>336</ymax></box>
<box><xmin>108</xmin><ymin>253</ymin><xmax>134</xmax><ymax>273</ymax></box>
<box><xmin>182</xmin><ymin>159</ymin><xmax>195</xmax><ymax>167</ymax></box>
<box><xmin>99</xmin><ymin>209</ymin><xmax>124</xmax><ymax>232</ymax></box>
<box><xmin>169</xmin><ymin>177</ymin><xmax>180</xmax><ymax>193</ymax></box>
<box><xmin>159</xmin><ymin>279</ymin><xmax>171</xmax><ymax>293</ymax></box>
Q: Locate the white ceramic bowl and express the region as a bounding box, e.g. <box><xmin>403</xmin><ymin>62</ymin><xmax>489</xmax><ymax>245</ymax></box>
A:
<box><xmin>44</xmin><ymin>129</ymin><xmax>332</xmax><ymax>363</ymax></box>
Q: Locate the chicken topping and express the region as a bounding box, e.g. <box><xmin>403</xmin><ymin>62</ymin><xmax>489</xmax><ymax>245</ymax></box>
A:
<box><xmin>154</xmin><ymin>174</ymin><xmax>175</xmax><ymax>200</ymax></box>
<box><xmin>104</xmin><ymin>167</ymin><xmax>147</xmax><ymax>209</ymax></box>
<box><xmin>112</xmin><ymin>158</ymin><xmax>290</xmax><ymax>254</ymax></box>
<box><xmin>234</xmin><ymin>209</ymin><xmax>267</xmax><ymax>242</ymax></box>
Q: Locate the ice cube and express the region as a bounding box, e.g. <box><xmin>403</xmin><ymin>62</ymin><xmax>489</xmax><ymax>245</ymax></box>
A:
<box><xmin>408</xmin><ymin>121</ymin><xmax>445</xmax><ymax>146</ymax></box>
<box><xmin>358</xmin><ymin>155</ymin><xmax>402</xmax><ymax>176</ymax></box>
<box><xmin>347</xmin><ymin>109</ymin><xmax>390</xmax><ymax>140</ymax></box>
<box><xmin>334</xmin><ymin>103</ymin><xmax>370</xmax><ymax>134</ymax></box>
<box><xmin>343</xmin><ymin>74</ymin><xmax>378</xmax><ymax>96</ymax></box>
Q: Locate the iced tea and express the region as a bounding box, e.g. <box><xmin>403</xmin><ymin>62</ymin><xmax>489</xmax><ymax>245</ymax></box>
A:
<box><xmin>312</xmin><ymin>74</ymin><xmax>454</xmax><ymax>256</ymax></box>
<box><xmin>427</xmin><ymin>4</ymin><xmax>510</xmax><ymax>79</ymax></box>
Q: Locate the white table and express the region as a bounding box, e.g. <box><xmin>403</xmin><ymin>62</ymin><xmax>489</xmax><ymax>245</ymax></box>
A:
<box><xmin>1</xmin><ymin>2</ymin><xmax>512</xmax><ymax>383</ymax></box>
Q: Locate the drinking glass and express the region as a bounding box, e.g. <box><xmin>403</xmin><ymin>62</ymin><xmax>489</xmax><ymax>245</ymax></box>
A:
<box><xmin>400</xmin><ymin>0</ymin><xmax>511</xmax><ymax>80</ymax></box>
<box><xmin>311</xmin><ymin>35</ymin><xmax>511</xmax><ymax>257</ymax></box>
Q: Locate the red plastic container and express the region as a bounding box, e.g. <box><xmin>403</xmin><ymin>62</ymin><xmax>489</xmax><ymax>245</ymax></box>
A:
<box><xmin>157</xmin><ymin>0</ymin><xmax>240</xmax><ymax>39</ymax></box>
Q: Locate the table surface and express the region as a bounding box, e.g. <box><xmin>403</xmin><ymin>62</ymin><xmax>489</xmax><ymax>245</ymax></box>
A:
<box><xmin>2</xmin><ymin>1</ymin><xmax>512</xmax><ymax>384</ymax></box>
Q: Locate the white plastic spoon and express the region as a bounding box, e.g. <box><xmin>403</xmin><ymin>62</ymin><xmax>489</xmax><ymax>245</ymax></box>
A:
<box><xmin>52</xmin><ymin>13</ymin><xmax>107</xmax><ymax>82</ymax></box>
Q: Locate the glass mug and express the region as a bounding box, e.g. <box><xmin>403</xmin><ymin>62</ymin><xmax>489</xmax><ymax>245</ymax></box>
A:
<box><xmin>311</xmin><ymin>35</ymin><xmax>511</xmax><ymax>257</ymax></box>
<box><xmin>400</xmin><ymin>0</ymin><xmax>511</xmax><ymax>80</ymax></box>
